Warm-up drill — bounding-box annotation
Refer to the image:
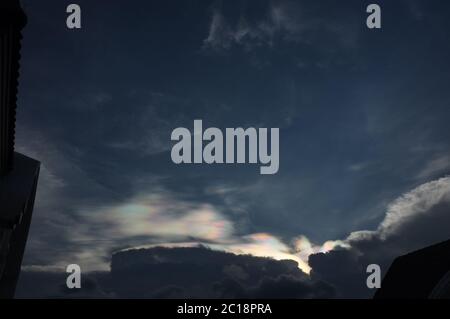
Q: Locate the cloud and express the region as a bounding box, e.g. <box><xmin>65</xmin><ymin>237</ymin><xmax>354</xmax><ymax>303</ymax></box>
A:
<box><xmin>203</xmin><ymin>0</ymin><xmax>359</xmax><ymax>53</ymax></box>
<box><xmin>203</xmin><ymin>3</ymin><xmax>300</xmax><ymax>50</ymax></box>
<box><xmin>213</xmin><ymin>233</ymin><xmax>312</xmax><ymax>273</ymax></box>
<box><xmin>248</xmin><ymin>273</ymin><xmax>334</xmax><ymax>299</ymax></box>
<box><xmin>17</xmin><ymin>246</ymin><xmax>335</xmax><ymax>298</ymax></box>
<box><xmin>203</xmin><ymin>2</ymin><xmax>303</xmax><ymax>51</ymax></box>
<box><xmin>309</xmin><ymin>177</ymin><xmax>450</xmax><ymax>298</ymax></box>
<box><xmin>378</xmin><ymin>176</ymin><xmax>450</xmax><ymax>237</ymax></box>
<box><xmin>348</xmin><ymin>161</ymin><xmax>372</xmax><ymax>173</ymax></box>
<box><xmin>89</xmin><ymin>193</ymin><xmax>235</xmax><ymax>243</ymax></box>
<box><xmin>203</xmin><ymin>10</ymin><xmax>234</xmax><ymax>50</ymax></box>
<box><xmin>86</xmin><ymin>191</ymin><xmax>313</xmax><ymax>273</ymax></box>
<box><xmin>416</xmin><ymin>154</ymin><xmax>450</xmax><ymax>180</ymax></box>
<box><xmin>16</xmin><ymin>267</ymin><xmax>114</xmax><ymax>298</ymax></box>
<box><xmin>21</xmin><ymin>179</ymin><xmax>311</xmax><ymax>274</ymax></box>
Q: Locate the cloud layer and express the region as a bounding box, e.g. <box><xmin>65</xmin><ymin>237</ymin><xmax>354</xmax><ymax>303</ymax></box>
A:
<box><xmin>16</xmin><ymin>176</ymin><xmax>450</xmax><ymax>298</ymax></box>
<box><xmin>17</xmin><ymin>246</ymin><xmax>334</xmax><ymax>298</ymax></box>
<box><xmin>309</xmin><ymin>177</ymin><xmax>450</xmax><ymax>298</ymax></box>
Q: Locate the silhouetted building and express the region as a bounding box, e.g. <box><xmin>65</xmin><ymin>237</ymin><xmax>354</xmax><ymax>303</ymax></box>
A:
<box><xmin>0</xmin><ymin>0</ymin><xmax>40</xmax><ymax>298</ymax></box>
<box><xmin>375</xmin><ymin>240</ymin><xmax>450</xmax><ymax>299</ymax></box>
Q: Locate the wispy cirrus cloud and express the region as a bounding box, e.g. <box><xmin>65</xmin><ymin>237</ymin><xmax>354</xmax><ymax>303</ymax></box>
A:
<box><xmin>203</xmin><ymin>0</ymin><xmax>360</xmax><ymax>53</ymax></box>
<box><xmin>416</xmin><ymin>154</ymin><xmax>450</xmax><ymax>180</ymax></box>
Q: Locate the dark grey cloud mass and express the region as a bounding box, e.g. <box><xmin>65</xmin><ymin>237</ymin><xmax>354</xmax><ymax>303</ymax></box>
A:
<box><xmin>16</xmin><ymin>247</ymin><xmax>334</xmax><ymax>298</ymax></box>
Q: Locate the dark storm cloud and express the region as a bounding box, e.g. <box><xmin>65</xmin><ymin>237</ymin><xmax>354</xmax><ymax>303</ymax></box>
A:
<box><xmin>309</xmin><ymin>177</ymin><xmax>450</xmax><ymax>298</ymax></box>
<box><xmin>16</xmin><ymin>247</ymin><xmax>335</xmax><ymax>298</ymax></box>
<box><xmin>16</xmin><ymin>268</ymin><xmax>113</xmax><ymax>298</ymax></box>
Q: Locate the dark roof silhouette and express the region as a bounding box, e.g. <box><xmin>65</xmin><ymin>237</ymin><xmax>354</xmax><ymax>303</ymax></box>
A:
<box><xmin>374</xmin><ymin>239</ymin><xmax>450</xmax><ymax>299</ymax></box>
<box><xmin>0</xmin><ymin>0</ymin><xmax>27</xmax><ymax>176</ymax></box>
<box><xmin>0</xmin><ymin>0</ymin><xmax>39</xmax><ymax>298</ymax></box>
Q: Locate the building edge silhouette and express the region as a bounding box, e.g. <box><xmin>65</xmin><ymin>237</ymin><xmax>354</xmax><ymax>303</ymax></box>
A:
<box><xmin>375</xmin><ymin>239</ymin><xmax>450</xmax><ymax>299</ymax></box>
<box><xmin>0</xmin><ymin>0</ymin><xmax>40</xmax><ymax>298</ymax></box>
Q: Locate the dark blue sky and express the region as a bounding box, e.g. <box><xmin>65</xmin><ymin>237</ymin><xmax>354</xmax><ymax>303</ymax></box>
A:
<box><xmin>15</xmin><ymin>0</ymin><xmax>450</xmax><ymax>273</ymax></box>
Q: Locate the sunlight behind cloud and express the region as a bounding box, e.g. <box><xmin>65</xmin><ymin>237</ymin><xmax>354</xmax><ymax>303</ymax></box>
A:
<box><xmin>86</xmin><ymin>193</ymin><xmax>322</xmax><ymax>273</ymax></box>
